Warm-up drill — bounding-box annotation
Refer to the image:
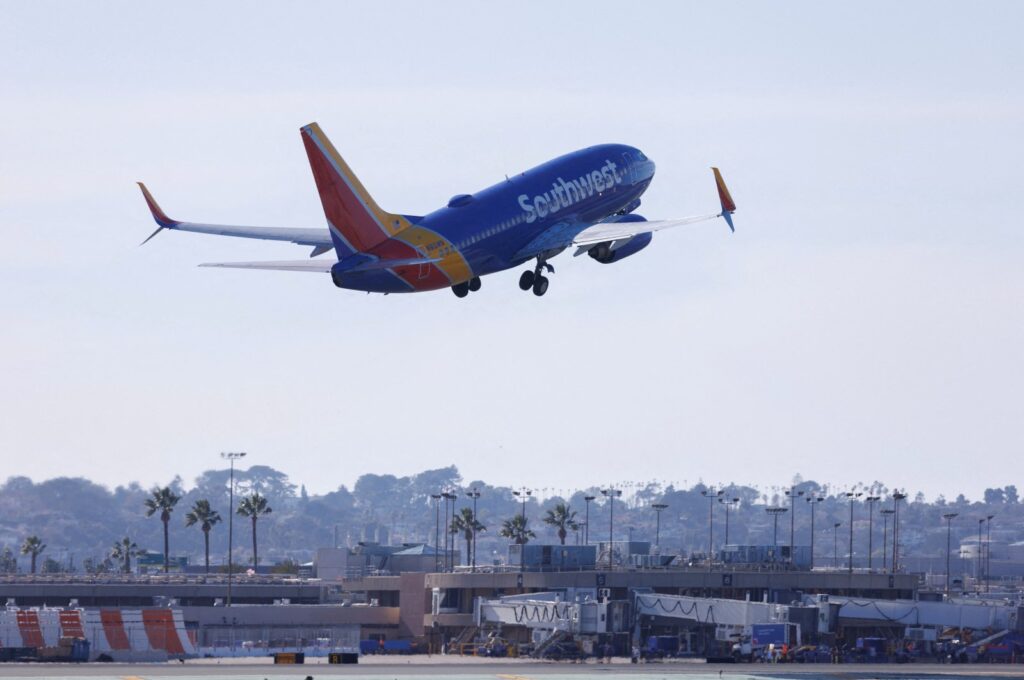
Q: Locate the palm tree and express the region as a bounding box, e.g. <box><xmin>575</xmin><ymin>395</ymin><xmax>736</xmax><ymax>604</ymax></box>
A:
<box><xmin>236</xmin><ymin>492</ymin><xmax>272</xmax><ymax>567</ymax></box>
<box><xmin>450</xmin><ymin>507</ymin><xmax>486</xmax><ymax>566</ymax></box>
<box><xmin>499</xmin><ymin>515</ymin><xmax>535</xmax><ymax>545</ymax></box>
<box><xmin>110</xmin><ymin>536</ymin><xmax>139</xmax><ymax>573</ymax></box>
<box><xmin>144</xmin><ymin>486</ymin><xmax>181</xmax><ymax>573</ymax></box>
<box><xmin>20</xmin><ymin>536</ymin><xmax>45</xmax><ymax>574</ymax></box>
<box><xmin>543</xmin><ymin>502</ymin><xmax>580</xmax><ymax>545</ymax></box>
<box><xmin>184</xmin><ymin>499</ymin><xmax>222</xmax><ymax>574</ymax></box>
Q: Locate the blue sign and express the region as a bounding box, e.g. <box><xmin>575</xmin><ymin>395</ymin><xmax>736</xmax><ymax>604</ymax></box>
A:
<box><xmin>751</xmin><ymin>624</ymin><xmax>788</xmax><ymax>646</ymax></box>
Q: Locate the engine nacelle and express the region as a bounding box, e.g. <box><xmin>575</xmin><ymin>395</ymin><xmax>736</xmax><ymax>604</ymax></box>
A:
<box><xmin>587</xmin><ymin>216</ymin><xmax>653</xmax><ymax>263</ymax></box>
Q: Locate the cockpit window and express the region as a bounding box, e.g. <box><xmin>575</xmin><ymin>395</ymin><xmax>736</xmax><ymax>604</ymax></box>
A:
<box><xmin>637</xmin><ymin>151</ymin><xmax>648</xmax><ymax>161</ymax></box>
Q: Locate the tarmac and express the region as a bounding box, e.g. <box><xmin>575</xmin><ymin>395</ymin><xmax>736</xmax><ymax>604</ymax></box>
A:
<box><xmin>0</xmin><ymin>656</ymin><xmax>1023</xmax><ymax>679</ymax></box>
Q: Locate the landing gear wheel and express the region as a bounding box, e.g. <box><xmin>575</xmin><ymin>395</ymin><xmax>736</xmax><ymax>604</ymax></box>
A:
<box><xmin>519</xmin><ymin>270</ymin><xmax>535</xmax><ymax>291</ymax></box>
<box><xmin>532</xmin><ymin>275</ymin><xmax>549</xmax><ymax>297</ymax></box>
<box><xmin>468</xmin><ymin>276</ymin><xmax>481</xmax><ymax>292</ymax></box>
<box><xmin>452</xmin><ymin>282</ymin><xmax>469</xmax><ymax>298</ymax></box>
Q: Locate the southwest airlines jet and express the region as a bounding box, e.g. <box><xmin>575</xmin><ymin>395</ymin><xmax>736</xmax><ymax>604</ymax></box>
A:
<box><xmin>138</xmin><ymin>123</ymin><xmax>736</xmax><ymax>297</ymax></box>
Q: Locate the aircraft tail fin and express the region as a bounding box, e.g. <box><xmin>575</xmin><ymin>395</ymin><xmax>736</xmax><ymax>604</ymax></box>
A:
<box><xmin>300</xmin><ymin>122</ymin><xmax>412</xmax><ymax>257</ymax></box>
<box><xmin>712</xmin><ymin>167</ymin><xmax>736</xmax><ymax>232</ymax></box>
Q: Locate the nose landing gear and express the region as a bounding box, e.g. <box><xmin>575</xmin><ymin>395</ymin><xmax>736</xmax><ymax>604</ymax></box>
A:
<box><xmin>518</xmin><ymin>259</ymin><xmax>554</xmax><ymax>296</ymax></box>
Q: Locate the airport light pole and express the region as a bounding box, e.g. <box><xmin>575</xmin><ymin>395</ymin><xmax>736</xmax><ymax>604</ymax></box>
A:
<box><xmin>865</xmin><ymin>496</ymin><xmax>880</xmax><ymax>570</ymax></box>
<box><xmin>220</xmin><ymin>451</ymin><xmax>246</xmax><ymax>608</ymax></box>
<box><xmin>833</xmin><ymin>522</ymin><xmax>842</xmax><ymax>569</ymax></box>
<box><xmin>719</xmin><ymin>497</ymin><xmax>739</xmax><ymax>546</ymax></box>
<box><xmin>977</xmin><ymin>518</ymin><xmax>984</xmax><ymax>587</ymax></box>
<box><xmin>880</xmin><ymin>509</ymin><xmax>894</xmax><ymax>571</ymax></box>
<box><xmin>583</xmin><ymin>496</ymin><xmax>596</xmax><ymax>545</ymax></box>
<box><xmin>765</xmin><ymin>507</ymin><xmax>788</xmax><ymax>548</ymax></box>
<box><xmin>985</xmin><ymin>515</ymin><xmax>994</xmax><ymax>593</ymax></box>
<box><xmin>441</xmin><ymin>491</ymin><xmax>449</xmax><ymax>572</ymax></box>
<box><xmin>785</xmin><ymin>488</ymin><xmax>804</xmax><ymax>566</ymax></box>
<box><xmin>651</xmin><ymin>503</ymin><xmax>668</xmax><ymax>551</ymax></box>
<box><xmin>701</xmin><ymin>488</ymin><xmax>723</xmax><ymax>570</ymax></box>
<box><xmin>806</xmin><ymin>496</ymin><xmax>824</xmax><ymax>570</ymax></box>
<box><xmin>892</xmin><ymin>491</ymin><xmax>907</xmax><ymax>572</ymax></box>
<box><xmin>442</xmin><ymin>490</ymin><xmax>457</xmax><ymax>571</ymax></box>
<box><xmin>601</xmin><ymin>488</ymin><xmax>621</xmax><ymax>570</ymax></box>
<box><xmin>431</xmin><ymin>494</ymin><xmax>442</xmax><ymax>572</ymax></box>
<box><xmin>467</xmin><ymin>488</ymin><xmax>481</xmax><ymax>572</ymax></box>
<box><xmin>943</xmin><ymin>512</ymin><xmax>958</xmax><ymax>597</ymax></box>
<box><xmin>513</xmin><ymin>488</ymin><xmax>532</xmax><ymax>572</ymax></box>
<box><xmin>845</xmin><ymin>492</ymin><xmax>862</xmax><ymax>573</ymax></box>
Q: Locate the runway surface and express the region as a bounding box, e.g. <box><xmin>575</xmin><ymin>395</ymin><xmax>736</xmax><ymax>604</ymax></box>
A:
<box><xmin>0</xmin><ymin>658</ymin><xmax>1022</xmax><ymax>679</ymax></box>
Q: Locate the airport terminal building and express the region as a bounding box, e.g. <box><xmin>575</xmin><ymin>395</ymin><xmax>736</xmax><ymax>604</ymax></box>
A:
<box><xmin>4</xmin><ymin>538</ymin><xmax>1001</xmax><ymax>662</ymax></box>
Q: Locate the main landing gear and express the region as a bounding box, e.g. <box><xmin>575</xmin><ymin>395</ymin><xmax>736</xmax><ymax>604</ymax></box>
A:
<box><xmin>451</xmin><ymin>276</ymin><xmax>482</xmax><ymax>298</ymax></box>
<box><xmin>518</xmin><ymin>259</ymin><xmax>555</xmax><ymax>296</ymax></box>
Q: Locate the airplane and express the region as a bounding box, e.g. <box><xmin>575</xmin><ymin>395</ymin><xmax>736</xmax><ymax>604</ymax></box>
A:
<box><xmin>138</xmin><ymin>122</ymin><xmax>735</xmax><ymax>298</ymax></box>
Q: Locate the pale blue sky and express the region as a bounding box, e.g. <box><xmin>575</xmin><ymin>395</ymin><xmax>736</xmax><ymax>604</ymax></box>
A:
<box><xmin>1</xmin><ymin>2</ymin><xmax>1021</xmax><ymax>500</ymax></box>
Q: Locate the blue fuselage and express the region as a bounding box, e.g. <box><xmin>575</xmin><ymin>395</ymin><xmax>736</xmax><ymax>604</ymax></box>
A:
<box><xmin>336</xmin><ymin>144</ymin><xmax>656</xmax><ymax>293</ymax></box>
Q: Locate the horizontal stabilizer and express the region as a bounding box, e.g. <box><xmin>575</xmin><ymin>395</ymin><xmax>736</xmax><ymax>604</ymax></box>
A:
<box><xmin>199</xmin><ymin>260</ymin><xmax>335</xmax><ymax>273</ymax></box>
<box><xmin>199</xmin><ymin>255</ymin><xmax>440</xmax><ymax>274</ymax></box>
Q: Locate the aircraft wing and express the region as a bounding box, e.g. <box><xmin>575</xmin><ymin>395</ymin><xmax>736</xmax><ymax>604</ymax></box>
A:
<box><xmin>137</xmin><ymin>183</ymin><xmax>333</xmax><ymax>256</ymax></box>
<box><xmin>575</xmin><ymin>167</ymin><xmax>736</xmax><ymax>247</ymax></box>
<box><xmin>517</xmin><ymin>168</ymin><xmax>736</xmax><ymax>259</ymax></box>
<box><xmin>572</xmin><ymin>214</ymin><xmax>721</xmax><ymax>246</ymax></box>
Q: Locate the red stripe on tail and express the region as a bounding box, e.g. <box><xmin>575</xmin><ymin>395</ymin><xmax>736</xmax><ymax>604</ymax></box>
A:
<box><xmin>301</xmin><ymin>123</ymin><xmax>396</xmax><ymax>253</ymax></box>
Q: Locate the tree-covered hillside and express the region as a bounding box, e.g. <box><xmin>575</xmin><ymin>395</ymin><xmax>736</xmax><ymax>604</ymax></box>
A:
<box><xmin>0</xmin><ymin>466</ymin><xmax>1018</xmax><ymax>572</ymax></box>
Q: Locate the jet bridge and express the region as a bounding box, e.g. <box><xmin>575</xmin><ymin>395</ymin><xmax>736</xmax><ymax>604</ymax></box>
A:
<box><xmin>828</xmin><ymin>595</ymin><xmax>1023</xmax><ymax>632</ymax></box>
<box><xmin>633</xmin><ymin>592</ymin><xmax>792</xmax><ymax>628</ymax></box>
<box><xmin>475</xmin><ymin>591</ymin><xmax>629</xmax><ymax>634</ymax></box>
<box><xmin>476</xmin><ymin>597</ymin><xmax>576</xmax><ymax>631</ymax></box>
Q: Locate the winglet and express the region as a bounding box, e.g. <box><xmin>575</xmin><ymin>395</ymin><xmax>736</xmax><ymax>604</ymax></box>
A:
<box><xmin>137</xmin><ymin>182</ymin><xmax>179</xmax><ymax>245</ymax></box>
<box><xmin>712</xmin><ymin>167</ymin><xmax>736</xmax><ymax>232</ymax></box>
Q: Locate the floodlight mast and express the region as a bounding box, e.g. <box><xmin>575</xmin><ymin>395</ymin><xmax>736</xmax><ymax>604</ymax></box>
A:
<box><xmin>652</xmin><ymin>503</ymin><xmax>669</xmax><ymax>550</ymax></box>
<box><xmin>601</xmin><ymin>488</ymin><xmax>622</xmax><ymax>570</ymax></box>
<box><xmin>512</xmin><ymin>488</ymin><xmax>532</xmax><ymax>573</ymax></box>
<box><xmin>785</xmin><ymin>488</ymin><xmax>805</xmax><ymax>566</ymax></box>
<box><xmin>701</xmin><ymin>488</ymin><xmax>724</xmax><ymax>571</ymax></box>
<box><xmin>943</xmin><ymin>513</ymin><xmax>958</xmax><ymax>596</ymax></box>
<box><xmin>220</xmin><ymin>451</ymin><xmax>246</xmax><ymax>607</ymax></box>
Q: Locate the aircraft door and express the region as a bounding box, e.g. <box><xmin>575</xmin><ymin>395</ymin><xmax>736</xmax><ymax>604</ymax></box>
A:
<box><xmin>416</xmin><ymin>245</ymin><xmax>432</xmax><ymax>280</ymax></box>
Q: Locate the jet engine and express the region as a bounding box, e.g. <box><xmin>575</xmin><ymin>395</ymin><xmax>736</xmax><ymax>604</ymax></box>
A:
<box><xmin>587</xmin><ymin>215</ymin><xmax>653</xmax><ymax>264</ymax></box>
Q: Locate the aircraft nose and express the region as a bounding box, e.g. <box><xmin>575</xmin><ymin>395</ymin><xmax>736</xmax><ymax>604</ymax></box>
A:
<box><xmin>640</xmin><ymin>157</ymin><xmax>656</xmax><ymax>181</ymax></box>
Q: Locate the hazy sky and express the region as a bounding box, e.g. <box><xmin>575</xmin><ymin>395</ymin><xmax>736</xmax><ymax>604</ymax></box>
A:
<box><xmin>1</xmin><ymin>2</ymin><xmax>1022</xmax><ymax>501</ymax></box>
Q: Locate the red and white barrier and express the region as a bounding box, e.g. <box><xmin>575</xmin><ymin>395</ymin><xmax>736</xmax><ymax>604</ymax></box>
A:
<box><xmin>0</xmin><ymin>608</ymin><xmax>195</xmax><ymax>660</ymax></box>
